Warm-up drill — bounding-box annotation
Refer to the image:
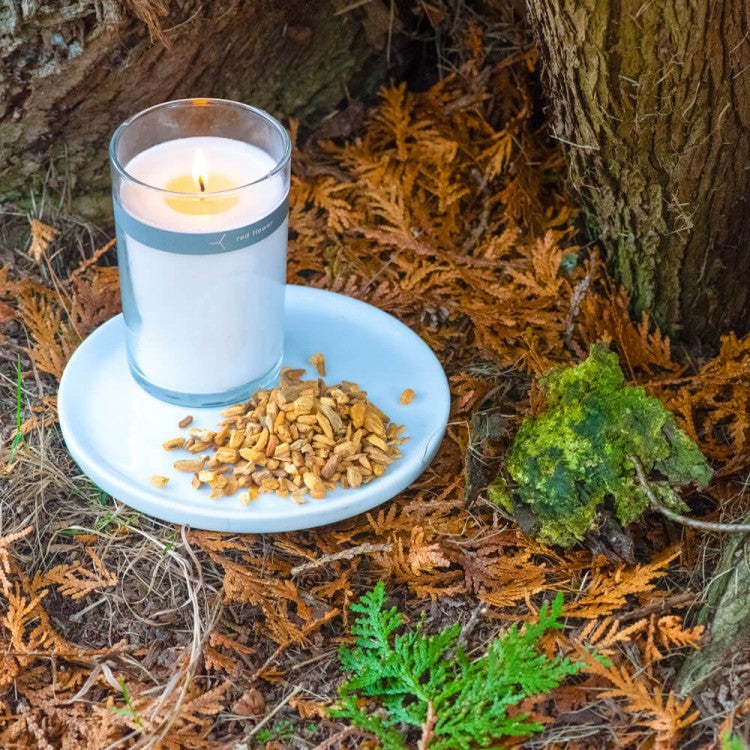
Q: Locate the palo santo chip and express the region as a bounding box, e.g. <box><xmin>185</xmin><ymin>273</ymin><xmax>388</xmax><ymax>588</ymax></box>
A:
<box><xmin>400</xmin><ymin>388</ymin><xmax>415</xmax><ymax>405</ymax></box>
<box><xmin>215</xmin><ymin>447</ymin><xmax>239</xmax><ymax>464</ymax></box>
<box><xmin>280</xmin><ymin>367</ymin><xmax>305</xmax><ymax>385</ymax></box>
<box><xmin>178</xmin><ymin>415</ymin><xmax>193</xmax><ymax>429</ymax></box>
<box><xmin>150</xmin><ymin>475</ymin><xmax>169</xmax><ymax>488</ymax></box>
<box><xmin>350</xmin><ymin>401</ymin><xmax>366</xmax><ymax>429</ymax></box>
<box><xmin>163</xmin><ymin>374</ymin><xmax>407</xmax><ymax>504</ymax></box>
<box><xmin>309</xmin><ymin>352</ymin><xmax>326</xmax><ymax>376</ymax></box>
<box><xmin>174</xmin><ymin>458</ymin><xmax>205</xmax><ymax>472</ymax></box>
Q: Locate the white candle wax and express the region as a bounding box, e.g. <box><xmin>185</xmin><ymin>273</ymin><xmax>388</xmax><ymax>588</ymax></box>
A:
<box><xmin>118</xmin><ymin>136</ymin><xmax>287</xmax><ymax>396</ymax></box>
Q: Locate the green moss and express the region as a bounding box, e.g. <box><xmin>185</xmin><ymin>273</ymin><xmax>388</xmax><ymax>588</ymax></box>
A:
<box><xmin>487</xmin><ymin>477</ymin><xmax>512</xmax><ymax>514</ymax></box>
<box><xmin>503</xmin><ymin>345</ymin><xmax>712</xmax><ymax>547</ymax></box>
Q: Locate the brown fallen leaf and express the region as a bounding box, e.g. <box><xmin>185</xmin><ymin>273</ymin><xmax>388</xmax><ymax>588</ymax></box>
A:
<box><xmin>232</xmin><ymin>687</ymin><xmax>265</xmax><ymax>717</ymax></box>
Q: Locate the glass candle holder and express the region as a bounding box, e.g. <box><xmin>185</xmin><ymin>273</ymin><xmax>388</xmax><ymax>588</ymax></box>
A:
<box><xmin>109</xmin><ymin>98</ymin><xmax>291</xmax><ymax>407</ymax></box>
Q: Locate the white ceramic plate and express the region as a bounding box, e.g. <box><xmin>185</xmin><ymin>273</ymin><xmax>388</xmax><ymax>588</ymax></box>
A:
<box><xmin>58</xmin><ymin>285</ymin><xmax>450</xmax><ymax>532</ymax></box>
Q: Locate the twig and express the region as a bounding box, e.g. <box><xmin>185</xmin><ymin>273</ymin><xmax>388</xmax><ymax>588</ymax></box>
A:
<box><xmin>0</xmin><ymin>349</ymin><xmax>31</xmax><ymax>368</ymax></box>
<box><xmin>565</xmin><ymin>261</ymin><xmax>593</xmax><ymax>346</ymax></box>
<box><xmin>68</xmin><ymin>238</ymin><xmax>116</xmax><ymax>280</ymax></box>
<box><xmin>289</xmin><ymin>648</ymin><xmax>337</xmax><ymax>671</ymax></box>
<box><xmin>418</xmin><ymin>701</ymin><xmax>437</xmax><ymax>750</ymax></box>
<box><xmin>457</xmin><ymin>602</ymin><xmax>488</xmax><ymax>648</ymax></box>
<box><xmin>291</xmin><ymin>543</ymin><xmax>393</xmax><ymax>576</ymax></box>
<box><xmin>549</xmin><ymin>133</ymin><xmax>599</xmax><ymax>150</ymax></box>
<box><xmin>386</xmin><ymin>0</ymin><xmax>394</xmax><ymax>64</ymax></box>
<box><xmin>311</xmin><ymin>725</ymin><xmax>366</xmax><ymax>750</ymax></box>
<box><xmin>618</xmin><ymin>591</ymin><xmax>696</xmax><ymax>623</ymax></box>
<box><xmin>631</xmin><ymin>455</ymin><xmax>750</xmax><ymax>533</ymax></box>
<box><xmin>333</xmin><ymin>0</ymin><xmax>373</xmax><ymax>15</ymax></box>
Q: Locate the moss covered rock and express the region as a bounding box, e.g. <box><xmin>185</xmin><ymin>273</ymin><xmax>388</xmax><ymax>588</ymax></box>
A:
<box><xmin>502</xmin><ymin>345</ymin><xmax>712</xmax><ymax>547</ymax></box>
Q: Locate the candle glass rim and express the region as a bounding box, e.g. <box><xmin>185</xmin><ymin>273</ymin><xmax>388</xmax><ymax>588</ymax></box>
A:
<box><xmin>109</xmin><ymin>98</ymin><xmax>292</xmax><ymax>196</ymax></box>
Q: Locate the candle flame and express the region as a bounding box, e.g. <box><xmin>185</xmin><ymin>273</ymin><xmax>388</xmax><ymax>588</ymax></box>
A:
<box><xmin>192</xmin><ymin>148</ymin><xmax>209</xmax><ymax>193</ymax></box>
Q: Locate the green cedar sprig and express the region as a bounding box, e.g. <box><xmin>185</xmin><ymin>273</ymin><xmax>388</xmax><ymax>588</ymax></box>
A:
<box><xmin>330</xmin><ymin>582</ymin><xmax>583</xmax><ymax>749</ymax></box>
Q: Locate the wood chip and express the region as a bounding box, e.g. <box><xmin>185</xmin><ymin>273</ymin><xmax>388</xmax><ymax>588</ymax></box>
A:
<box><xmin>173</xmin><ymin>458</ymin><xmax>205</xmax><ymax>472</ymax></box>
<box><xmin>178</xmin><ymin>415</ymin><xmax>193</xmax><ymax>428</ymax></box>
<box><xmin>366</xmin><ymin>434</ymin><xmax>389</xmax><ymax>451</ymax></box>
<box><xmin>162</xmin><ymin>437</ymin><xmax>186</xmax><ymax>450</ymax></box>
<box><xmin>228</xmin><ymin>430</ymin><xmax>245</xmax><ymax>449</ymax></box>
<box><xmin>150</xmin><ymin>475</ymin><xmax>169</xmax><ymax>488</ymax></box>
<box><xmin>221</xmin><ymin>404</ymin><xmax>247</xmax><ymax>417</ymax></box>
<box><xmin>309</xmin><ymin>352</ymin><xmax>326</xmax><ymax>376</ymax></box>
<box><xmin>280</xmin><ymin>367</ymin><xmax>305</xmax><ymax>385</ymax></box>
<box><xmin>400</xmin><ymin>388</ymin><xmax>415</xmax><ymax>405</ymax></box>
<box><xmin>349</xmin><ymin>401</ymin><xmax>366</xmax><ymax>429</ymax></box>
<box><xmin>316</xmin><ymin>412</ymin><xmax>334</xmax><ymax>440</ymax></box>
<box><xmin>321</xmin><ymin>453</ymin><xmax>341</xmax><ymax>479</ymax></box>
<box><xmin>215</xmin><ymin>447</ymin><xmax>239</xmax><ymax>464</ymax></box>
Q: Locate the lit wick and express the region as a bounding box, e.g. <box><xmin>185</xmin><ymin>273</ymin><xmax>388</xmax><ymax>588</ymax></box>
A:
<box><xmin>192</xmin><ymin>148</ymin><xmax>209</xmax><ymax>194</ymax></box>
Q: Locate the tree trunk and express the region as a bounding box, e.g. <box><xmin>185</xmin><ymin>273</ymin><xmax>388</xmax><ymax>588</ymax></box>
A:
<box><xmin>0</xmin><ymin>0</ymin><xmax>399</xmax><ymax>219</ymax></box>
<box><xmin>526</xmin><ymin>0</ymin><xmax>750</xmax><ymax>345</ymax></box>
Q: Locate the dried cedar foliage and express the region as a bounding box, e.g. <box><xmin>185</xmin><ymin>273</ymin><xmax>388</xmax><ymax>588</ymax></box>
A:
<box><xmin>0</xmin><ymin>31</ymin><xmax>749</xmax><ymax>750</ymax></box>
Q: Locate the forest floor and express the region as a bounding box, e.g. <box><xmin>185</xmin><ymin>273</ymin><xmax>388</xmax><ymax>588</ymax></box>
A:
<box><xmin>1</xmin><ymin>16</ymin><xmax>750</xmax><ymax>750</ymax></box>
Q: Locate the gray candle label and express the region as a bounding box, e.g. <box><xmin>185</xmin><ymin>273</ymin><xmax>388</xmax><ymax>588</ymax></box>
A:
<box><xmin>113</xmin><ymin>196</ymin><xmax>288</xmax><ymax>254</ymax></box>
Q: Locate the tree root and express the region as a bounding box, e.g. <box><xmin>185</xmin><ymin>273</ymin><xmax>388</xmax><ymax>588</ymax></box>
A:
<box><xmin>631</xmin><ymin>456</ymin><xmax>750</xmax><ymax>533</ymax></box>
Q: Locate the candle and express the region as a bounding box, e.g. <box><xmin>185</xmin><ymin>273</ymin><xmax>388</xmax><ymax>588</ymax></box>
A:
<box><xmin>110</xmin><ymin>101</ymin><xmax>291</xmax><ymax>406</ymax></box>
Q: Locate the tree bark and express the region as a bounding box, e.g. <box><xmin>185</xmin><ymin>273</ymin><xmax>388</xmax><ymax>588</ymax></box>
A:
<box><xmin>0</xmin><ymin>0</ymin><xmax>398</xmax><ymax>219</ymax></box>
<box><xmin>527</xmin><ymin>0</ymin><xmax>750</xmax><ymax>345</ymax></box>
<box><xmin>674</xmin><ymin>514</ymin><xmax>750</xmax><ymax>704</ymax></box>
